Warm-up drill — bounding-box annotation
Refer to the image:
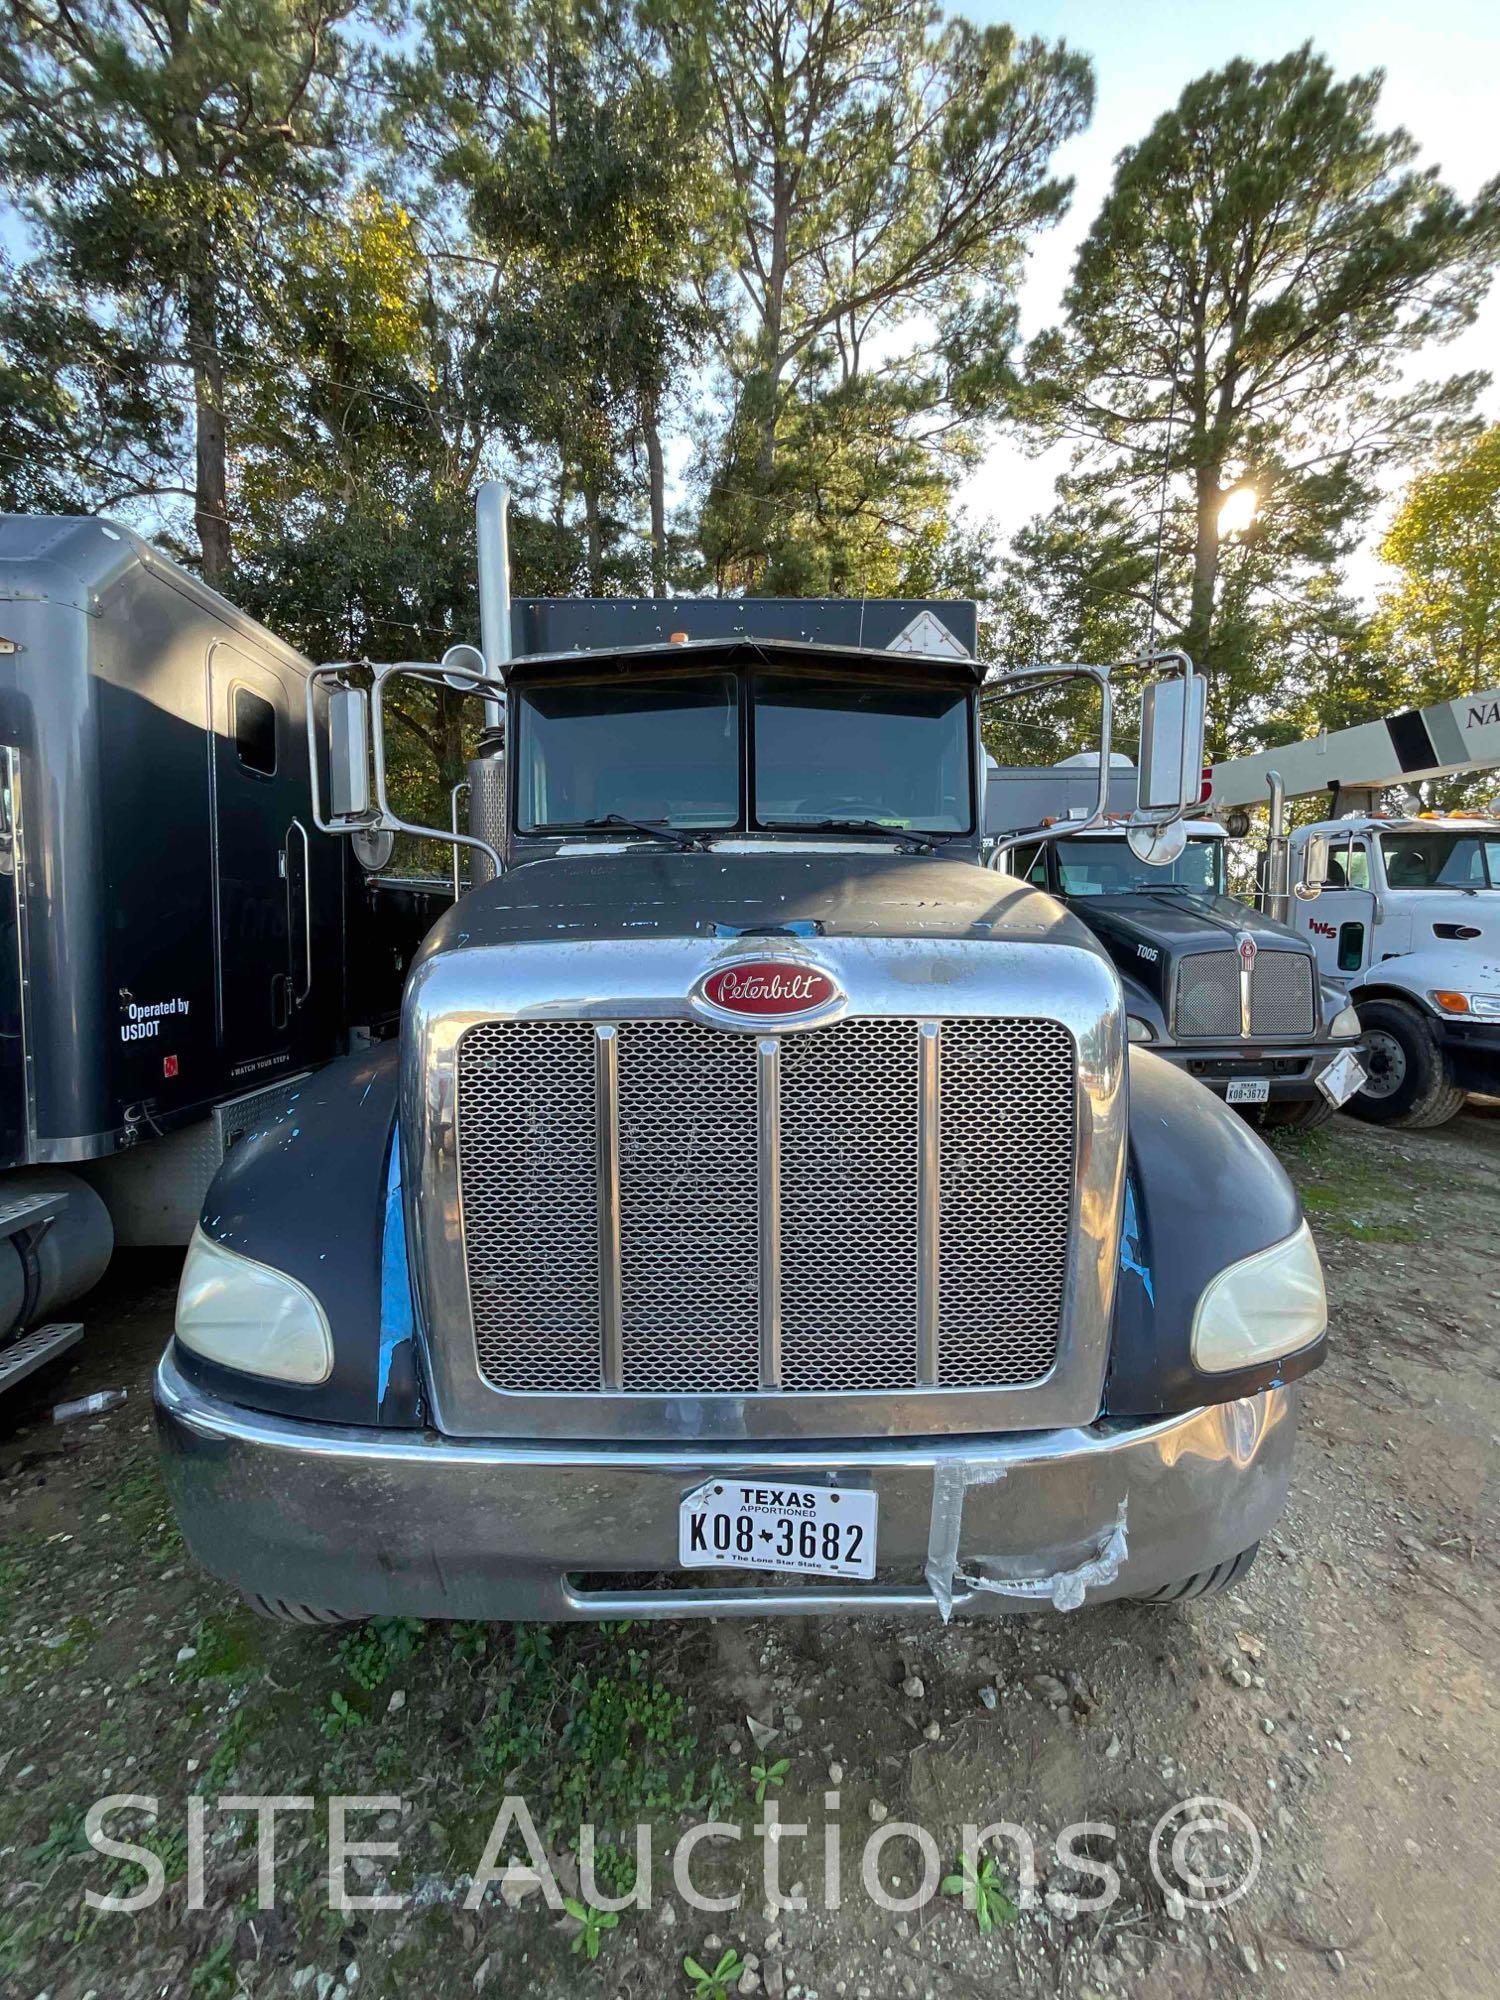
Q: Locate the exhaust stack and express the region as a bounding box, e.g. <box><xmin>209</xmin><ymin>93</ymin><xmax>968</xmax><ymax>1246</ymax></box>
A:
<box><xmin>476</xmin><ymin>481</ymin><xmax>511</xmax><ymax>728</ymax></box>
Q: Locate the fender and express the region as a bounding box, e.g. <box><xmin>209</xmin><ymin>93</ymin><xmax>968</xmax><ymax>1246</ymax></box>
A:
<box><xmin>1104</xmin><ymin>1048</ymin><xmax>1325</xmax><ymax>1417</ymax></box>
<box><xmin>171</xmin><ymin>1044</ymin><xmax>424</xmax><ymax>1427</ymax></box>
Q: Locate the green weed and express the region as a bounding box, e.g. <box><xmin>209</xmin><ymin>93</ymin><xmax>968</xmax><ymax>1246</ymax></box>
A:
<box><xmin>942</xmin><ymin>1849</ymin><xmax>1020</xmax><ymax>1934</ymax></box>
<box><xmin>684</xmin><ymin>1947</ymin><xmax>744</xmax><ymax>1998</ymax></box>
<box><xmin>562</xmin><ymin>1896</ymin><xmax>620</xmax><ymax>1961</ymax></box>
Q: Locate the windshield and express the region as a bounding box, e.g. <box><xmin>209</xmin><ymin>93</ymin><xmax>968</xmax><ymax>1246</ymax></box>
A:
<box><xmin>1378</xmin><ymin>830</ymin><xmax>1500</xmax><ymax>889</ymax></box>
<box><xmin>752</xmin><ymin>673</ymin><xmax>972</xmax><ymax>833</ymax></box>
<box><xmin>1054</xmin><ymin>835</ymin><xmax>1225</xmax><ymax>897</ymax></box>
<box><xmin>515</xmin><ymin>673</ymin><xmax>740</xmax><ymax>834</ymax></box>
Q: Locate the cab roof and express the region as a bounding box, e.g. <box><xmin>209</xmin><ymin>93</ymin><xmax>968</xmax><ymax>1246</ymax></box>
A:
<box><xmin>1299</xmin><ymin>813</ymin><xmax>1500</xmax><ymax>836</ymax></box>
<box><xmin>505</xmin><ymin>635</ymin><xmax>986</xmax><ymax>687</ymax></box>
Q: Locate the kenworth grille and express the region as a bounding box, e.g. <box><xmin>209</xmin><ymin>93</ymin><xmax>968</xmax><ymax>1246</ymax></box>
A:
<box><xmin>1174</xmin><ymin>951</ymin><xmax>1315</xmax><ymax>1039</ymax></box>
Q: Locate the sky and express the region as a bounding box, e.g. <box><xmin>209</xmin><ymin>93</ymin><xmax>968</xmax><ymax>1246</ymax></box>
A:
<box><xmin>954</xmin><ymin>0</ymin><xmax>1500</xmax><ymax>603</ymax></box>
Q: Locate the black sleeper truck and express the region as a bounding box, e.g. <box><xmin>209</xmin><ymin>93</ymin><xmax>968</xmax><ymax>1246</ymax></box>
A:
<box><xmin>155</xmin><ymin>589</ymin><xmax>1329</xmax><ymax>1624</ymax></box>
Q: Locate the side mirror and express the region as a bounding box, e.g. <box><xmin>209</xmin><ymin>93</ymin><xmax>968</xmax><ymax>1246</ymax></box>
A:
<box><xmin>1295</xmin><ymin>833</ymin><xmax>1329</xmax><ymax>900</ymax></box>
<box><xmin>328</xmin><ymin>685</ymin><xmax>372</xmax><ymax>820</ymax></box>
<box><xmin>1137</xmin><ymin>672</ymin><xmax>1207</xmax><ymax>813</ymax></box>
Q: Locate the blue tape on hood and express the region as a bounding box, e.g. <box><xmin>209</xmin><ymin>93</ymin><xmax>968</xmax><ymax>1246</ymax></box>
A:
<box><xmin>1119</xmin><ymin>1177</ymin><xmax>1154</xmax><ymax>1304</ymax></box>
<box><xmin>378</xmin><ymin>1123</ymin><xmax>418</xmax><ymax>1413</ymax></box>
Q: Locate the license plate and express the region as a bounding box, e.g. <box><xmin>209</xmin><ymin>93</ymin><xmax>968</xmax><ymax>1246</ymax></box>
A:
<box><xmin>678</xmin><ymin>1479</ymin><xmax>878</xmax><ymax>1580</ymax></box>
<box><xmin>1226</xmin><ymin>1078</ymin><xmax>1270</xmax><ymax>1104</ymax></box>
<box><xmin>1318</xmin><ymin>1049</ymin><xmax>1368</xmax><ymax>1107</ymax></box>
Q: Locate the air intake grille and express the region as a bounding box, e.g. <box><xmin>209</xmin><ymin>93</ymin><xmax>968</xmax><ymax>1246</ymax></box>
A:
<box><xmin>616</xmin><ymin>1021</ymin><xmax>760</xmax><ymax>1393</ymax></box>
<box><xmin>457</xmin><ymin>1015</ymin><xmax>1076</xmax><ymax>1397</ymax></box>
<box><xmin>459</xmin><ymin>1021</ymin><xmax>601</xmax><ymax>1393</ymax></box>
<box><xmin>937</xmin><ymin>1020</ymin><xmax>1076</xmax><ymax>1386</ymax></box>
<box><xmin>1174</xmin><ymin>949</ymin><xmax>1316</xmax><ymax>1038</ymax></box>
<box><xmin>779</xmin><ymin>1020</ymin><xmax>922</xmax><ymax>1392</ymax></box>
<box><xmin>1175</xmin><ymin>952</ymin><xmax>1240</xmax><ymax>1037</ymax></box>
<box><xmin>1249</xmin><ymin>953</ymin><xmax>1316</xmax><ymax>1036</ymax></box>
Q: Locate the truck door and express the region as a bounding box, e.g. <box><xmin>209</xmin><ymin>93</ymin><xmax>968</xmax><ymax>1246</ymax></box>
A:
<box><xmin>1305</xmin><ymin>834</ymin><xmax>1376</xmax><ymax>978</ymax></box>
<box><xmin>209</xmin><ymin>646</ymin><xmax>338</xmax><ymax>1078</ymax></box>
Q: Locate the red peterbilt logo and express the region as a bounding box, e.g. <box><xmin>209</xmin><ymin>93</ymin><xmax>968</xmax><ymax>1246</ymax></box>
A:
<box><xmin>699</xmin><ymin>961</ymin><xmax>839</xmax><ymax>1017</ymax></box>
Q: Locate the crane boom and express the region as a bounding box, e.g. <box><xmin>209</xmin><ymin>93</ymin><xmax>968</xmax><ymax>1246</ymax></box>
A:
<box><xmin>1208</xmin><ymin>685</ymin><xmax>1500</xmax><ymax>809</ymax></box>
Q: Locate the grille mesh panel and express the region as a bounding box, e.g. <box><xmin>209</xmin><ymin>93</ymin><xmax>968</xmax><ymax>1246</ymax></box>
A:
<box><xmin>779</xmin><ymin>1019</ymin><xmax>921</xmax><ymax>1392</ymax></box>
<box><xmin>1175</xmin><ymin>952</ymin><xmax>1240</xmax><ymax>1037</ymax></box>
<box><xmin>616</xmin><ymin>1021</ymin><xmax>760</xmax><ymax>1392</ymax></box>
<box><xmin>458</xmin><ymin>1014</ymin><xmax>1077</xmax><ymax>1398</ymax></box>
<box><xmin>459</xmin><ymin>1020</ymin><xmax>601</xmax><ymax>1393</ymax></box>
<box><xmin>936</xmin><ymin>1020</ymin><xmax>1074</xmax><ymax>1386</ymax></box>
<box><xmin>1249</xmin><ymin>953</ymin><xmax>1315</xmax><ymax>1036</ymax></box>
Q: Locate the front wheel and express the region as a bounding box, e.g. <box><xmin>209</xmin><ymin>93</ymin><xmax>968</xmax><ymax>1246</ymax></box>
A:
<box><xmin>1258</xmin><ymin>1096</ymin><xmax>1334</xmax><ymax>1134</ymax></box>
<box><xmin>1346</xmin><ymin>998</ymin><xmax>1467</xmax><ymax>1129</ymax></box>
<box><xmin>1131</xmin><ymin>1543</ymin><xmax>1259</xmax><ymax>1604</ymax></box>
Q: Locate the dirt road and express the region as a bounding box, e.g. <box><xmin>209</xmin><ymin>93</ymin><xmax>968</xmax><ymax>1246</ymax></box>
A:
<box><xmin>1</xmin><ymin>1112</ymin><xmax>1496</xmax><ymax>2000</ymax></box>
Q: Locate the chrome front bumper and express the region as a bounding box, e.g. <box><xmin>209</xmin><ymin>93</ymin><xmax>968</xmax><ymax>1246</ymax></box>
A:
<box><xmin>154</xmin><ymin>1351</ymin><xmax>1299</xmax><ymax>1622</ymax></box>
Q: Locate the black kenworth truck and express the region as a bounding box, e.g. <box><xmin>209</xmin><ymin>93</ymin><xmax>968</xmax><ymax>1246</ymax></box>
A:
<box><xmin>987</xmin><ymin>764</ymin><xmax>1364</xmax><ymax>1134</ymax></box>
<box><xmin>155</xmin><ymin>504</ymin><xmax>1328</xmax><ymax>1624</ymax></box>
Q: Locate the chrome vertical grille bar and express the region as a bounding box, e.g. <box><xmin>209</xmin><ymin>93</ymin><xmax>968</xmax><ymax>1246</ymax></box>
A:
<box><xmin>916</xmin><ymin>1021</ymin><xmax>941</xmax><ymax>1386</ymax></box>
<box><xmin>758</xmin><ymin>1035</ymin><xmax>782</xmax><ymax>1389</ymax></box>
<box><xmin>595</xmin><ymin>1024</ymin><xmax>622</xmax><ymax>1388</ymax></box>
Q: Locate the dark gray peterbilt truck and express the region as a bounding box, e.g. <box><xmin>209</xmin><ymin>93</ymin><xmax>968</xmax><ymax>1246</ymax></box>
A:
<box><xmin>155</xmin><ymin>496</ymin><xmax>1327</xmax><ymax>1623</ymax></box>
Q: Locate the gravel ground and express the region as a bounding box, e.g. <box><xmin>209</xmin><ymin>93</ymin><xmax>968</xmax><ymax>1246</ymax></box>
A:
<box><xmin>1</xmin><ymin>1109</ymin><xmax>1496</xmax><ymax>2000</ymax></box>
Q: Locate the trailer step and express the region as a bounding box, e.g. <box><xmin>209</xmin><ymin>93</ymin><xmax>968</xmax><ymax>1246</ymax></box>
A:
<box><xmin>0</xmin><ymin>1190</ymin><xmax>66</xmax><ymax>1240</ymax></box>
<box><xmin>0</xmin><ymin>1321</ymin><xmax>83</xmax><ymax>1394</ymax></box>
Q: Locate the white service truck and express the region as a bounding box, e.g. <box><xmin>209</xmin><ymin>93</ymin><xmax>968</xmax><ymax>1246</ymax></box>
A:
<box><xmin>1289</xmin><ymin>813</ymin><xmax>1500</xmax><ymax>1127</ymax></box>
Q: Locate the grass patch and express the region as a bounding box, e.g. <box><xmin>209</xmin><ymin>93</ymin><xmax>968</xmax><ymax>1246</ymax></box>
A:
<box><xmin>464</xmin><ymin>1625</ymin><xmax>738</xmax><ymax>1894</ymax></box>
<box><xmin>1273</xmin><ymin>1125</ymin><xmax>1428</xmax><ymax>1239</ymax></box>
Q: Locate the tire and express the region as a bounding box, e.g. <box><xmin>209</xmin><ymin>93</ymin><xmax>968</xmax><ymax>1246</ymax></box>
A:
<box><xmin>1131</xmin><ymin>1543</ymin><xmax>1259</xmax><ymax>1605</ymax></box>
<box><xmin>1258</xmin><ymin>1097</ymin><xmax>1334</xmax><ymax>1134</ymax></box>
<box><xmin>244</xmin><ymin>1593</ymin><xmax>353</xmax><ymax>1627</ymax></box>
<box><xmin>1346</xmin><ymin>997</ymin><xmax>1467</xmax><ymax>1129</ymax></box>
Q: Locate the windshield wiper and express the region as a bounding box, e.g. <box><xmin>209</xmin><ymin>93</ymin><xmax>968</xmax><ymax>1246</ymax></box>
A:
<box><xmin>538</xmin><ymin>813</ymin><xmax>707</xmax><ymax>852</ymax></box>
<box><xmin>762</xmin><ymin>817</ymin><xmax>936</xmax><ymax>854</ymax></box>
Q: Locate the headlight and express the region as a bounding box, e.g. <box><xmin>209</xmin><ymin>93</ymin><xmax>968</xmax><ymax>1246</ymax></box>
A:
<box><xmin>1330</xmin><ymin>1004</ymin><xmax>1361</xmax><ymax>1038</ymax></box>
<box><xmin>175</xmin><ymin>1226</ymin><xmax>333</xmax><ymax>1383</ymax></box>
<box><xmin>1431</xmin><ymin>991</ymin><xmax>1500</xmax><ymax>1018</ymax></box>
<box><xmin>1191</xmin><ymin>1221</ymin><xmax>1326</xmax><ymax>1373</ymax></box>
<box><xmin>1126</xmin><ymin>1015</ymin><xmax>1155</xmax><ymax>1043</ymax></box>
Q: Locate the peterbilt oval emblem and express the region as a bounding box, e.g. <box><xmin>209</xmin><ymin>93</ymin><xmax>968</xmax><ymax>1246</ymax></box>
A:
<box><xmin>699</xmin><ymin>960</ymin><xmax>841</xmax><ymax>1018</ymax></box>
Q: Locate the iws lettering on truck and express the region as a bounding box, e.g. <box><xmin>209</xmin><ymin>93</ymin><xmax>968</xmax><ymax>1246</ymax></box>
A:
<box><xmin>1309</xmin><ymin>919</ymin><xmax>1336</xmax><ymax>939</ymax></box>
<box><xmin>119</xmin><ymin>995</ymin><xmax>190</xmax><ymax>1043</ymax></box>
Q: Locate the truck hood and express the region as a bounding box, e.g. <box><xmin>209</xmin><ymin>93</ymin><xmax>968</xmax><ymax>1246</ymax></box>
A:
<box><xmin>419</xmin><ymin>849</ymin><xmax>1105</xmax><ymax>958</ymax></box>
<box><xmin>1075</xmin><ymin>891</ymin><xmax>1307</xmax><ymax>954</ymax></box>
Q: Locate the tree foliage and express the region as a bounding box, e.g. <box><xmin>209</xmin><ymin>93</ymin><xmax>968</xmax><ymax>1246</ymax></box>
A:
<box><xmin>0</xmin><ymin>0</ymin><xmax>362</xmax><ymax>580</ymax></box>
<box><xmin>1022</xmin><ymin>44</ymin><xmax>1500</xmax><ymax>736</ymax></box>
<box><xmin>687</xmin><ymin>0</ymin><xmax>1092</xmax><ymax>589</ymax></box>
<box><xmin>1372</xmin><ymin>424</ymin><xmax>1500</xmax><ymax>702</ymax></box>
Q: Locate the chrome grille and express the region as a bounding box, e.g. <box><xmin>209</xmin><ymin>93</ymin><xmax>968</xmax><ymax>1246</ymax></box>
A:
<box><xmin>1175</xmin><ymin>952</ymin><xmax>1240</xmax><ymax>1037</ymax></box>
<box><xmin>459</xmin><ymin>1021</ymin><xmax>600</xmax><ymax>1393</ymax></box>
<box><xmin>616</xmin><ymin>1021</ymin><xmax>760</xmax><ymax>1393</ymax></box>
<box><xmin>779</xmin><ymin>1020</ymin><xmax>921</xmax><ymax>1392</ymax></box>
<box><xmin>1249</xmin><ymin>953</ymin><xmax>1316</xmax><ymax>1036</ymax></box>
<box><xmin>1173</xmin><ymin>949</ymin><xmax>1316</xmax><ymax>1038</ymax></box>
<box><xmin>457</xmin><ymin>1015</ymin><xmax>1077</xmax><ymax>1396</ymax></box>
<box><xmin>937</xmin><ymin>1020</ymin><xmax>1075</xmax><ymax>1386</ymax></box>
